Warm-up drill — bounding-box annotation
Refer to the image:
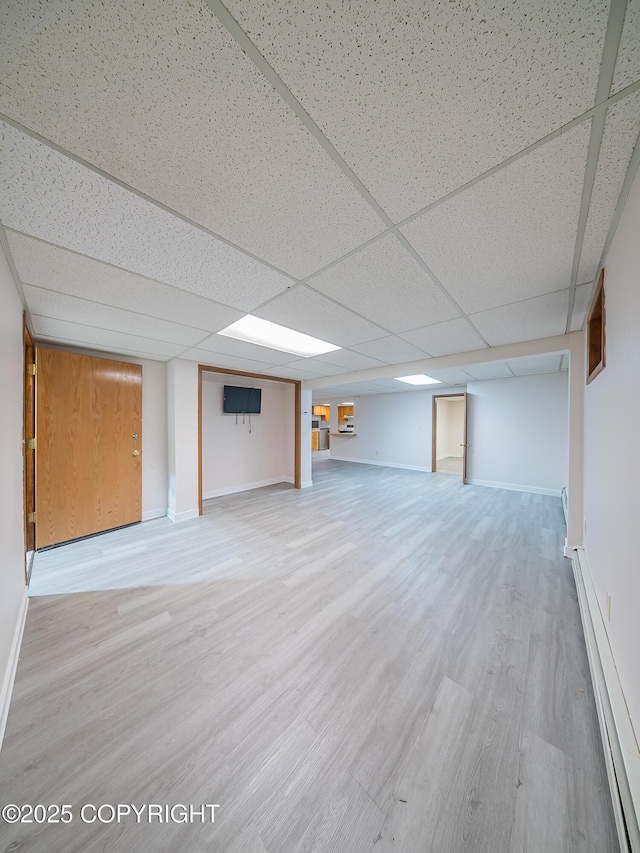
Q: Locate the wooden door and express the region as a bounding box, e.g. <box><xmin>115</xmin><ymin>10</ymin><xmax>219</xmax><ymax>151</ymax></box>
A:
<box><xmin>36</xmin><ymin>349</ymin><xmax>142</xmax><ymax>548</ymax></box>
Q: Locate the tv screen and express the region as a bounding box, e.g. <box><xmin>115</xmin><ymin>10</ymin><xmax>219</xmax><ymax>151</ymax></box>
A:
<box><xmin>223</xmin><ymin>385</ymin><xmax>262</xmax><ymax>414</ymax></box>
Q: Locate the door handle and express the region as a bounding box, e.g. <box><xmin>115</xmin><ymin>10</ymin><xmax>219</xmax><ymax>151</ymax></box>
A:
<box><xmin>460</xmin><ymin>443</ymin><xmax>470</xmax><ymax>447</ymax></box>
<box><xmin>132</xmin><ymin>449</ymin><xmax>140</xmax><ymax>456</ymax></box>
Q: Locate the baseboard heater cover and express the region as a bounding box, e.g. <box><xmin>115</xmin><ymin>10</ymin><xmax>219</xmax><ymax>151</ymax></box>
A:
<box><xmin>572</xmin><ymin>547</ymin><xmax>640</xmax><ymax>853</ymax></box>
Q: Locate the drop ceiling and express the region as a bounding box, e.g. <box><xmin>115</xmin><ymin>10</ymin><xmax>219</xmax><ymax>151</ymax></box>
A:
<box><xmin>1</xmin><ymin>0</ymin><xmax>639</xmax><ymax>393</ymax></box>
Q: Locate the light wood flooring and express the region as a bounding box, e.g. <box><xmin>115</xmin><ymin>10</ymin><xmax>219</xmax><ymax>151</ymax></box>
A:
<box><xmin>436</xmin><ymin>455</ymin><xmax>464</xmax><ymax>476</ymax></box>
<box><xmin>0</xmin><ymin>459</ymin><xmax>618</xmax><ymax>852</ymax></box>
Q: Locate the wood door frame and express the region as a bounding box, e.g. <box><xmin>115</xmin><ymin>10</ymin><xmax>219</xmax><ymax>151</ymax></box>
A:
<box><xmin>198</xmin><ymin>365</ymin><xmax>302</xmax><ymax>516</ymax></box>
<box><xmin>431</xmin><ymin>392</ymin><xmax>468</xmax><ymax>482</ymax></box>
<box><xmin>23</xmin><ymin>314</ymin><xmax>35</xmax><ymax>582</ymax></box>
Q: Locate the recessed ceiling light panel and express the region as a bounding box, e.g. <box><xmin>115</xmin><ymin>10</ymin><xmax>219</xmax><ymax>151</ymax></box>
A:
<box><xmin>394</xmin><ymin>374</ymin><xmax>441</xmax><ymax>385</ymax></box>
<box><xmin>218</xmin><ymin>315</ymin><xmax>341</xmax><ymax>358</ymax></box>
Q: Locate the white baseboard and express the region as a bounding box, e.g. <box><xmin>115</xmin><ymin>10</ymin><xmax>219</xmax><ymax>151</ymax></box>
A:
<box><xmin>142</xmin><ymin>508</ymin><xmax>167</xmax><ymax>522</ymax></box>
<box><xmin>167</xmin><ymin>507</ymin><xmax>200</xmax><ymax>523</ymax></box>
<box><xmin>572</xmin><ymin>547</ymin><xmax>639</xmax><ymax>852</ymax></box>
<box><xmin>465</xmin><ymin>478</ymin><xmax>561</xmax><ymax>497</ymax></box>
<box><xmin>330</xmin><ymin>455</ymin><xmax>431</xmax><ymax>473</ymax></box>
<box><xmin>0</xmin><ymin>589</ymin><xmax>29</xmax><ymax>753</ymax></box>
<box><xmin>203</xmin><ymin>477</ymin><xmax>292</xmax><ymax>500</ymax></box>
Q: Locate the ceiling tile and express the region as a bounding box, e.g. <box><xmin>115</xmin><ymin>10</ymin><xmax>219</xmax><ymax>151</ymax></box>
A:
<box><xmin>0</xmin><ymin>0</ymin><xmax>383</xmax><ymax>278</ymax></box>
<box><xmin>401</xmin><ymin>122</ymin><xmax>591</xmax><ymax>314</ymax></box>
<box><xmin>0</xmin><ymin>122</ymin><xmax>293</xmax><ymax>310</ymax></box>
<box><xmin>6</xmin><ymin>230</ymin><xmax>244</xmax><ymax>332</ymax></box>
<box><xmin>400</xmin><ymin>317</ymin><xmax>487</xmax><ymax>356</ymax></box>
<box><xmin>193</xmin><ymin>333</ymin><xmax>294</xmax><ymax>365</ymax></box>
<box><xmin>32</xmin><ymin>341</ymin><xmax>172</xmax><ymax>363</ymax></box>
<box><xmin>462</xmin><ymin>362</ymin><xmax>514</xmax><ymax>380</ymax></box>
<box><xmin>570</xmin><ymin>282</ymin><xmax>596</xmax><ymax>332</ymax></box>
<box><xmin>422</xmin><ymin>368</ymin><xmax>471</xmax><ymax>385</ymax></box>
<box><xmin>259</xmin><ymin>365</ymin><xmax>320</xmax><ymax>380</ymax></box>
<box><xmin>350</xmin><ymin>335</ymin><xmax>429</xmax><ymax>364</ymax></box>
<box><xmin>508</xmin><ymin>354</ymin><xmax>564</xmax><ymax>375</ymax></box>
<box><xmin>227</xmin><ymin>0</ymin><xmax>608</xmax><ymax>220</ymax></box>
<box><xmin>308</xmin><ymin>233</ymin><xmax>458</xmax><ymax>332</ymax></box>
<box><xmin>469</xmin><ymin>290</ymin><xmax>570</xmax><ymax>346</ymax></box>
<box><xmin>178</xmin><ymin>349</ymin><xmax>276</xmax><ymax>373</ymax></box>
<box><xmin>22</xmin><ymin>285</ymin><xmax>207</xmax><ymax>347</ymax></box>
<box><xmin>253</xmin><ymin>284</ymin><xmax>386</xmax><ymax>347</ymax></box>
<box><xmin>312</xmin><ymin>348</ymin><xmax>387</xmax><ymax>371</ymax></box>
<box><xmin>578</xmin><ymin>91</ymin><xmax>640</xmax><ymax>283</ymax></box>
<box><xmin>278</xmin><ymin>358</ymin><xmax>351</xmax><ymax>376</ymax></box>
<box><xmin>611</xmin><ymin>0</ymin><xmax>640</xmax><ymax>94</ymax></box>
<box><xmin>30</xmin><ymin>316</ymin><xmax>185</xmax><ymax>358</ymax></box>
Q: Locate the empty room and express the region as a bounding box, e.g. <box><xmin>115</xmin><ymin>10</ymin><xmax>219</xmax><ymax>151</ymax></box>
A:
<box><xmin>0</xmin><ymin>1</ymin><xmax>639</xmax><ymax>851</ymax></box>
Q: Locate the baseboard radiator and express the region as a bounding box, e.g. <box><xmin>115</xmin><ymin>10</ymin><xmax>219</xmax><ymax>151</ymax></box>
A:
<box><xmin>572</xmin><ymin>547</ymin><xmax>640</xmax><ymax>853</ymax></box>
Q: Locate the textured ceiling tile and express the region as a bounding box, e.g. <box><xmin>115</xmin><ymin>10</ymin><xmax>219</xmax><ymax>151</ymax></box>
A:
<box><xmin>33</xmin><ymin>340</ymin><xmax>172</xmax><ymax>363</ymax></box>
<box><xmin>253</xmin><ymin>285</ymin><xmax>386</xmax><ymax>347</ymax></box>
<box><xmin>30</xmin><ymin>316</ymin><xmax>185</xmax><ymax>357</ymax></box>
<box><xmin>508</xmin><ymin>354</ymin><xmax>564</xmax><ymax>375</ymax></box>
<box><xmin>578</xmin><ymin>92</ymin><xmax>640</xmax><ymax>283</ymax></box>
<box><xmin>401</xmin><ymin>122</ymin><xmax>591</xmax><ymax>314</ymax></box>
<box><xmin>400</xmin><ymin>317</ymin><xmax>487</xmax><ymax>356</ymax></box>
<box><xmin>469</xmin><ymin>290</ymin><xmax>570</xmax><ymax>346</ymax></box>
<box><xmin>259</xmin><ymin>365</ymin><xmax>320</xmax><ymax>380</ymax></box>
<box><xmin>193</xmin><ymin>333</ymin><xmax>294</xmax><ymax>365</ymax></box>
<box><xmin>178</xmin><ymin>349</ymin><xmax>276</xmax><ymax>372</ymax></box>
<box><xmin>350</xmin><ymin>335</ymin><xmax>429</xmax><ymax>364</ymax></box>
<box><xmin>0</xmin><ymin>0</ymin><xmax>383</xmax><ymax>278</ymax></box>
<box><xmin>279</xmin><ymin>358</ymin><xmax>351</xmax><ymax>376</ymax></box>
<box><xmin>0</xmin><ymin>123</ymin><xmax>294</xmax><ymax>310</ymax></box>
<box><xmin>227</xmin><ymin>0</ymin><xmax>608</xmax><ymax>220</ymax></box>
<box><xmin>6</xmin><ymin>230</ymin><xmax>245</xmax><ymax>333</ymax></box>
<box><xmin>22</xmin><ymin>284</ymin><xmax>207</xmax><ymax>347</ymax></box>
<box><xmin>570</xmin><ymin>282</ymin><xmax>597</xmax><ymax>332</ymax></box>
<box><xmin>308</xmin><ymin>234</ymin><xmax>458</xmax><ymax>332</ymax></box>
<box><xmin>611</xmin><ymin>0</ymin><xmax>640</xmax><ymax>94</ymax></box>
<box><xmin>462</xmin><ymin>362</ymin><xmax>514</xmax><ymax>380</ymax></box>
<box><xmin>312</xmin><ymin>349</ymin><xmax>386</xmax><ymax>370</ymax></box>
<box><xmin>420</xmin><ymin>367</ymin><xmax>470</xmax><ymax>384</ymax></box>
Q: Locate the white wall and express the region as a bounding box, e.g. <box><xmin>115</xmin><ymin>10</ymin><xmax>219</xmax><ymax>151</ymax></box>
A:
<box><xmin>0</xmin><ymin>242</ymin><xmax>28</xmax><ymax>745</ymax></box>
<box><xmin>466</xmin><ymin>372</ymin><xmax>568</xmax><ymax>495</ymax></box>
<box><xmin>583</xmin><ymin>163</ymin><xmax>640</xmax><ymax>737</ymax></box>
<box><xmin>202</xmin><ymin>375</ymin><xmax>294</xmax><ymax>497</ymax></box>
<box><xmin>167</xmin><ymin>358</ymin><xmax>199</xmax><ymax>521</ymax></box>
<box><xmin>35</xmin><ymin>344</ymin><xmax>168</xmax><ymax>519</ymax></box>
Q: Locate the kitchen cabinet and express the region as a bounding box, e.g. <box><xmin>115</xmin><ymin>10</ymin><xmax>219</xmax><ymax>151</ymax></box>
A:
<box><xmin>311</xmin><ymin>431</ymin><xmax>319</xmax><ymax>451</ymax></box>
<box><xmin>312</xmin><ymin>405</ymin><xmax>330</xmax><ymax>420</ymax></box>
<box><xmin>337</xmin><ymin>405</ymin><xmax>354</xmax><ymax>430</ymax></box>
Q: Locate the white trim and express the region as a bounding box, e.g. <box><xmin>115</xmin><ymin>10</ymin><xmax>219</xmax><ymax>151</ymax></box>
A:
<box><xmin>572</xmin><ymin>547</ymin><xmax>640</xmax><ymax>853</ymax></box>
<box><xmin>203</xmin><ymin>477</ymin><xmax>293</xmax><ymax>499</ymax></box>
<box><xmin>142</xmin><ymin>508</ymin><xmax>167</xmax><ymax>522</ymax></box>
<box><xmin>330</xmin><ymin>455</ymin><xmax>431</xmax><ymax>473</ymax></box>
<box><xmin>465</xmin><ymin>478</ymin><xmax>561</xmax><ymax>496</ymax></box>
<box><xmin>301</xmin><ymin>480</ymin><xmax>313</xmax><ymax>489</ymax></box>
<box><xmin>167</xmin><ymin>507</ymin><xmax>199</xmax><ymax>523</ymax></box>
<box><xmin>0</xmin><ymin>589</ymin><xmax>29</xmax><ymax>752</ymax></box>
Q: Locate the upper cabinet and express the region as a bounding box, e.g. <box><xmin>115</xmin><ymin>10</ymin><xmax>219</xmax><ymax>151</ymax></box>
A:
<box><xmin>313</xmin><ymin>404</ymin><xmax>331</xmax><ymax>420</ymax></box>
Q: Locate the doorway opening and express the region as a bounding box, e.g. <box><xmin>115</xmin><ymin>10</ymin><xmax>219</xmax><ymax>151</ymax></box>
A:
<box><xmin>432</xmin><ymin>393</ymin><xmax>468</xmax><ymax>481</ymax></box>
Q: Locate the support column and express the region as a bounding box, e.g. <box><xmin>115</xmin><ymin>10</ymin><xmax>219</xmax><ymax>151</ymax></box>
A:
<box><xmin>167</xmin><ymin>358</ymin><xmax>199</xmax><ymax>522</ymax></box>
<box><xmin>565</xmin><ymin>330</ymin><xmax>585</xmax><ymax>556</ymax></box>
<box><xmin>300</xmin><ymin>388</ymin><xmax>313</xmax><ymax>488</ymax></box>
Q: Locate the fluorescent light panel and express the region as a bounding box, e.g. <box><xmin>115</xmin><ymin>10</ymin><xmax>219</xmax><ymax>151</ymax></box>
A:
<box><xmin>394</xmin><ymin>374</ymin><xmax>441</xmax><ymax>385</ymax></box>
<box><xmin>218</xmin><ymin>315</ymin><xmax>341</xmax><ymax>358</ymax></box>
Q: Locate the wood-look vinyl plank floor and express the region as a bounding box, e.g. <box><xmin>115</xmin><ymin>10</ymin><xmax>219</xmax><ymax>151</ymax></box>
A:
<box><xmin>0</xmin><ymin>459</ymin><xmax>619</xmax><ymax>852</ymax></box>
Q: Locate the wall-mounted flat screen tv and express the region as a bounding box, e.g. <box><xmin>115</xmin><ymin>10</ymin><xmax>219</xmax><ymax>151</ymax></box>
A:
<box><xmin>223</xmin><ymin>385</ymin><xmax>262</xmax><ymax>414</ymax></box>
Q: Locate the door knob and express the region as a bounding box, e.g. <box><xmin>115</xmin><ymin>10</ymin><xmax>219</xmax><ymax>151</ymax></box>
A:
<box><xmin>132</xmin><ymin>449</ymin><xmax>140</xmax><ymax>456</ymax></box>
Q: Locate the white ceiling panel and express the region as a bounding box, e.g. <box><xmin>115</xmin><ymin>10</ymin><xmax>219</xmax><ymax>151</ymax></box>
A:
<box><xmin>401</xmin><ymin>122</ymin><xmax>591</xmax><ymax>314</ymax></box>
<box><xmin>0</xmin><ymin>122</ymin><xmax>294</xmax><ymax>310</ymax></box>
<box><xmin>33</xmin><ymin>341</ymin><xmax>173</xmax><ymax>363</ymax></box>
<box><xmin>422</xmin><ymin>368</ymin><xmax>471</xmax><ymax>385</ymax></box>
<box><xmin>462</xmin><ymin>362</ymin><xmax>514</xmax><ymax>380</ymax></box>
<box><xmin>508</xmin><ymin>354</ymin><xmax>564</xmax><ymax>375</ymax></box>
<box><xmin>578</xmin><ymin>91</ymin><xmax>640</xmax><ymax>283</ymax></box>
<box><xmin>570</xmin><ymin>282</ymin><xmax>597</xmax><ymax>333</ymax></box>
<box><xmin>350</xmin><ymin>335</ymin><xmax>429</xmax><ymax>364</ymax></box>
<box><xmin>254</xmin><ymin>285</ymin><xmax>386</xmax><ymax>347</ymax></box>
<box><xmin>22</xmin><ymin>285</ymin><xmax>207</xmax><ymax>348</ymax></box>
<box><xmin>30</xmin><ymin>316</ymin><xmax>185</xmax><ymax>358</ymax></box>
<box><xmin>6</xmin><ymin>230</ymin><xmax>244</xmax><ymax>333</ymax></box>
<box><xmin>178</xmin><ymin>348</ymin><xmax>276</xmax><ymax>373</ymax></box>
<box><xmin>469</xmin><ymin>290</ymin><xmax>570</xmax><ymax>346</ymax></box>
<box><xmin>308</xmin><ymin>234</ymin><xmax>458</xmax><ymax>332</ymax></box>
<box><xmin>0</xmin><ymin>0</ymin><xmax>383</xmax><ymax>279</ymax></box>
<box><xmin>611</xmin><ymin>0</ymin><xmax>640</xmax><ymax>94</ymax></box>
<box><xmin>400</xmin><ymin>317</ymin><xmax>487</xmax><ymax>357</ymax></box>
<box><xmin>259</xmin><ymin>365</ymin><xmax>320</xmax><ymax>380</ymax></box>
<box><xmin>278</xmin><ymin>358</ymin><xmax>351</xmax><ymax>377</ymax></box>
<box><xmin>311</xmin><ymin>349</ymin><xmax>387</xmax><ymax>371</ymax></box>
<box><xmin>227</xmin><ymin>0</ymin><xmax>608</xmax><ymax>221</ymax></box>
<box><xmin>193</xmin><ymin>333</ymin><xmax>294</xmax><ymax>365</ymax></box>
